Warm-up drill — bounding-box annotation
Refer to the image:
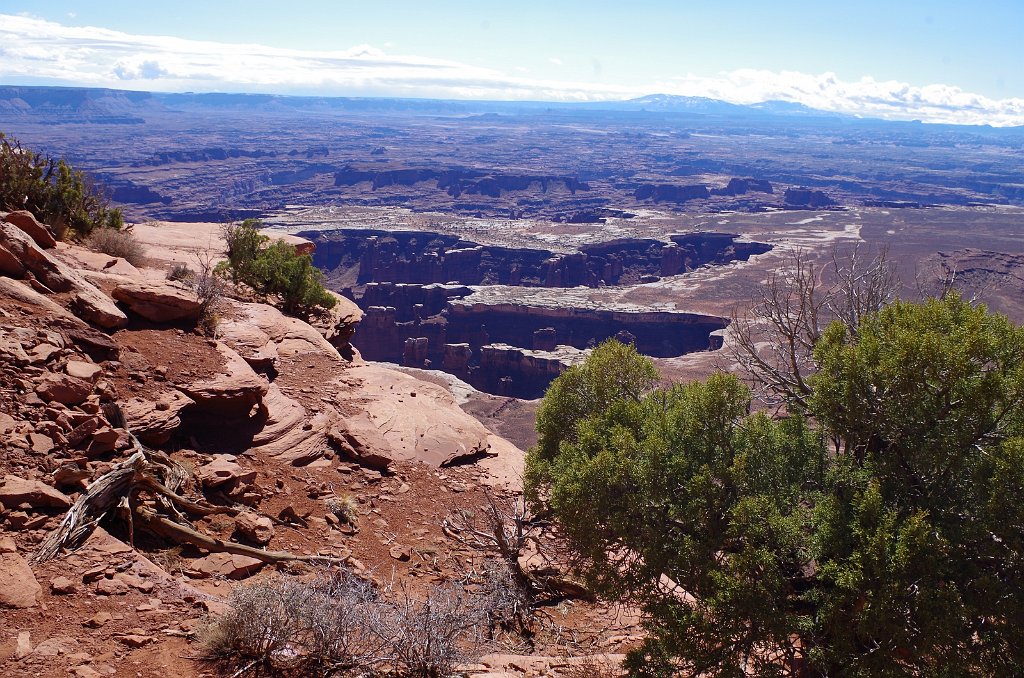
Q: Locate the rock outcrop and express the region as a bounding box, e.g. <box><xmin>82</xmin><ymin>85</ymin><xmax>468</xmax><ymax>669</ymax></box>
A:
<box><xmin>2</xmin><ymin>211</ymin><xmax>56</xmax><ymax>249</ymax></box>
<box><xmin>0</xmin><ymin>221</ymin><xmax>127</xmax><ymax>328</ymax></box>
<box><xmin>178</xmin><ymin>342</ymin><xmax>269</xmax><ymax>416</ymax></box>
<box><xmin>112</xmin><ymin>279</ymin><xmax>201</xmax><ymax>322</ymax></box>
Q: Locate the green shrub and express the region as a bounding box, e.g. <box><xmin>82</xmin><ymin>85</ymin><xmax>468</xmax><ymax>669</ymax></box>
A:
<box><xmin>0</xmin><ymin>132</ymin><xmax>123</xmax><ymax>238</ymax></box>
<box><xmin>218</xmin><ymin>219</ymin><xmax>336</xmax><ymax>318</ymax></box>
<box><xmin>528</xmin><ymin>298</ymin><xmax>1024</xmax><ymax>676</ymax></box>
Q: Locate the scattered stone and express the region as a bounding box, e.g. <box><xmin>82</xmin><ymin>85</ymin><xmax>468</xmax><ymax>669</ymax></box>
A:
<box><xmin>15</xmin><ymin>630</ymin><xmax>32</xmax><ymax>658</ymax></box>
<box><xmin>32</xmin><ymin>635</ymin><xmax>78</xmax><ymax>657</ymax></box>
<box><xmin>72</xmin><ymin>666</ymin><xmax>102</xmax><ymax>678</ymax></box>
<box><xmin>53</xmin><ymin>463</ymin><xmax>91</xmax><ymax>489</ymax></box>
<box><xmin>111</xmin><ymin>280</ymin><xmax>202</xmax><ymax>323</ymax></box>
<box><xmin>234</xmin><ymin>512</ymin><xmax>275</xmax><ymax>545</ymax></box>
<box><xmin>50</xmin><ymin>576</ymin><xmax>77</xmax><ymax>594</ymax></box>
<box><xmin>187</xmin><ymin>552</ymin><xmax>264</xmax><ymax>579</ymax></box>
<box><xmin>84</xmin><ymin>611</ymin><xmax>113</xmax><ymax>628</ymax></box>
<box><xmin>0</xmin><ymin>474</ymin><xmax>72</xmax><ymax>509</ymax></box>
<box><xmin>0</xmin><ymin>535</ymin><xmax>16</xmax><ymax>553</ymax></box>
<box><xmin>115</xmin><ymin>632</ymin><xmax>153</xmax><ymax>648</ymax></box>
<box><xmin>196</xmin><ymin>456</ymin><xmax>256</xmax><ymax>489</ymax></box>
<box><xmin>3</xmin><ymin>210</ymin><xmax>57</xmax><ymax>248</ymax></box>
<box><xmin>35</xmin><ymin>372</ymin><xmax>92</xmax><ymax>406</ymax></box>
<box><xmin>389</xmin><ymin>545</ymin><xmax>412</xmax><ymax>562</ymax></box>
<box><xmin>95</xmin><ymin>576</ymin><xmax>129</xmax><ymax>596</ymax></box>
<box><xmin>115</xmin><ymin>572</ymin><xmax>154</xmax><ymax>593</ymax></box>
<box><xmin>27</xmin><ymin>431</ymin><xmax>55</xmax><ymax>454</ymax></box>
<box><xmin>66</xmin><ymin>360</ymin><xmax>102</xmax><ymax>382</ymax></box>
<box><xmin>28</xmin><ymin>342</ymin><xmax>60</xmax><ymax>364</ymax></box>
<box><xmin>0</xmin><ymin>553</ymin><xmax>42</xmax><ymax>608</ymax></box>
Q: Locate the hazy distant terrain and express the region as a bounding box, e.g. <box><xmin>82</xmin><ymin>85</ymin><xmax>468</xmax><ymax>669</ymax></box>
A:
<box><xmin>3</xmin><ymin>85</ymin><xmax>1023</xmax><ymax>395</ymax></box>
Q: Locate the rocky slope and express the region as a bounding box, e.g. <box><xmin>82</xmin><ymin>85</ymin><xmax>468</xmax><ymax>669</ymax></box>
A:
<box><xmin>0</xmin><ymin>214</ymin><xmax>629</xmax><ymax>676</ymax></box>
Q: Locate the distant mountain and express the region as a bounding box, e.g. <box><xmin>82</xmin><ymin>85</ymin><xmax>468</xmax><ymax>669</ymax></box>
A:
<box><xmin>0</xmin><ymin>85</ymin><xmax>1016</xmax><ymax>132</ymax></box>
<box><xmin>614</xmin><ymin>94</ymin><xmax>749</xmax><ymax>114</ymax></box>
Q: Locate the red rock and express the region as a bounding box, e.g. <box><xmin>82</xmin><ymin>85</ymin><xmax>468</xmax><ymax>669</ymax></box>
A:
<box><xmin>15</xmin><ymin>630</ymin><xmax>32</xmax><ymax>658</ymax></box>
<box><xmin>83</xmin><ymin>611</ymin><xmax>112</xmax><ymax>628</ymax></box>
<box><xmin>3</xmin><ymin>210</ymin><xmax>57</xmax><ymax>249</ymax></box>
<box><xmin>0</xmin><ymin>474</ymin><xmax>72</xmax><ymax>509</ymax></box>
<box><xmin>28</xmin><ymin>342</ymin><xmax>61</xmax><ymax>364</ymax></box>
<box><xmin>389</xmin><ymin>545</ymin><xmax>412</xmax><ymax>561</ymax></box>
<box><xmin>196</xmin><ymin>456</ymin><xmax>256</xmax><ymax>489</ymax></box>
<box><xmin>111</xmin><ymin>280</ymin><xmax>201</xmax><ymax>323</ymax></box>
<box><xmin>27</xmin><ymin>431</ymin><xmax>55</xmax><ymax>454</ymax></box>
<box><xmin>188</xmin><ymin>552</ymin><xmax>264</xmax><ymax>579</ymax></box>
<box><xmin>50</xmin><ymin>576</ymin><xmax>77</xmax><ymax>594</ymax></box>
<box><xmin>35</xmin><ymin>373</ymin><xmax>92</xmax><ymax>405</ymax></box>
<box><xmin>0</xmin><ymin>552</ymin><xmax>42</xmax><ymax>608</ymax></box>
<box><xmin>116</xmin><ymin>633</ymin><xmax>153</xmax><ymax>648</ymax></box>
<box><xmin>0</xmin><ymin>222</ymin><xmax>127</xmax><ymax>329</ymax></box>
<box><xmin>65</xmin><ymin>360</ymin><xmax>102</xmax><ymax>382</ymax></box>
<box><xmin>234</xmin><ymin>512</ymin><xmax>275</xmax><ymax>545</ymax></box>
<box><xmin>178</xmin><ymin>342</ymin><xmax>268</xmax><ymax>416</ymax></box>
<box><xmin>95</xmin><ymin>577</ymin><xmax>129</xmax><ymax>596</ymax></box>
<box><xmin>0</xmin><ymin>240</ymin><xmax>25</xmax><ymax>277</ymax></box>
<box><xmin>120</xmin><ymin>390</ymin><xmax>193</xmax><ymax>445</ymax></box>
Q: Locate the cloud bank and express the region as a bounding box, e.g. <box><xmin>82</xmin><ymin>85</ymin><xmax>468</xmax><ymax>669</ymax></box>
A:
<box><xmin>1</xmin><ymin>13</ymin><xmax>1022</xmax><ymax>126</ymax></box>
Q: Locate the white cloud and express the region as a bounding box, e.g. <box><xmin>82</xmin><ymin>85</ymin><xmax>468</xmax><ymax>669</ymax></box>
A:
<box><xmin>0</xmin><ymin>14</ymin><xmax>1022</xmax><ymax>126</ymax></box>
<box><xmin>548</xmin><ymin>57</ymin><xmax>563</xmax><ymax>66</ymax></box>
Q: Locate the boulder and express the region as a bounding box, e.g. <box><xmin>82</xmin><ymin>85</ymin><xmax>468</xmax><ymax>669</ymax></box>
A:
<box><xmin>234</xmin><ymin>302</ymin><xmax>339</xmax><ymax>359</ymax></box>
<box><xmin>178</xmin><ymin>342</ymin><xmax>268</xmax><ymax>416</ymax></box>
<box><xmin>120</xmin><ymin>390</ymin><xmax>194</xmax><ymax>444</ymax></box>
<box><xmin>338</xmin><ymin>364</ymin><xmax>493</xmax><ymax>467</ymax></box>
<box><xmin>0</xmin><ymin>222</ymin><xmax>127</xmax><ymax>328</ymax></box>
<box><xmin>65</xmin><ymin>360</ymin><xmax>102</xmax><ymax>382</ymax></box>
<box><xmin>66</xmin><ymin>325</ymin><xmax>119</xmax><ymax>361</ymax></box>
<box><xmin>111</xmin><ymin>279</ymin><xmax>201</xmax><ymax>323</ymax></box>
<box><xmin>327</xmin><ymin>412</ymin><xmax>398</xmax><ymax>470</ymax></box>
<box><xmin>0</xmin><ymin>221</ymin><xmax>75</xmax><ymax>291</ymax></box>
<box><xmin>196</xmin><ymin>456</ymin><xmax>256</xmax><ymax>489</ymax></box>
<box><xmin>187</xmin><ymin>552</ymin><xmax>264</xmax><ymax>579</ymax></box>
<box><xmin>35</xmin><ymin>372</ymin><xmax>92</xmax><ymax>405</ymax></box>
<box><xmin>50</xmin><ymin>576</ymin><xmax>77</xmax><ymax>594</ymax></box>
<box><xmin>0</xmin><ymin>553</ymin><xmax>42</xmax><ymax>608</ymax></box>
<box><xmin>3</xmin><ymin>211</ymin><xmax>57</xmax><ymax>249</ymax></box>
<box><xmin>216</xmin><ymin>317</ymin><xmax>278</xmax><ymax>370</ymax></box>
<box><xmin>248</xmin><ymin>384</ymin><xmax>329</xmax><ymax>465</ymax></box>
<box><xmin>0</xmin><ymin>474</ymin><xmax>72</xmax><ymax>509</ymax></box>
<box><xmin>234</xmin><ymin>512</ymin><xmax>275</xmax><ymax>545</ymax></box>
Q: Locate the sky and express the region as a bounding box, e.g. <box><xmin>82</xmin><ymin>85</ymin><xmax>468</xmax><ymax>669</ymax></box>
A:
<box><xmin>1</xmin><ymin>1</ymin><xmax>1023</xmax><ymax>125</ymax></box>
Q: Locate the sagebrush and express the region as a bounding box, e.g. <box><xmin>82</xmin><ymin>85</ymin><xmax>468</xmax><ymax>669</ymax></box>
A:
<box><xmin>85</xmin><ymin>227</ymin><xmax>146</xmax><ymax>267</ymax></box>
<box><xmin>204</xmin><ymin>570</ymin><xmax>486</xmax><ymax>677</ymax></box>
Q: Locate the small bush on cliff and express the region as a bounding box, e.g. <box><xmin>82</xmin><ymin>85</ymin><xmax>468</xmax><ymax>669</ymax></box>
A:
<box><xmin>85</xmin><ymin>226</ymin><xmax>146</xmax><ymax>266</ymax></box>
<box><xmin>527</xmin><ymin>296</ymin><xmax>1024</xmax><ymax>676</ymax></box>
<box><xmin>0</xmin><ymin>131</ymin><xmax>123</xmax><ymax>238</ymax></box>
<box><xmin>219</xmin><ymin>219</ymin><xmax>335</xmax><ymax>318</ymax></box>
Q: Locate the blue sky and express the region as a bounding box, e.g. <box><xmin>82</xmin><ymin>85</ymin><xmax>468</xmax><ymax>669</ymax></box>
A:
<box><xmin>1</xmin><ymin>1</ymin><xmax>1023</xmax><ymax>124</ymax></box>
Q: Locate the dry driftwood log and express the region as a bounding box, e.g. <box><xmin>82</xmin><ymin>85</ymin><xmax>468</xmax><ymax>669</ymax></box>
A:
<box><xmin>33</xmin><ymin>405</ymin><xmax>348</xmax><ymax>567</ymax></box>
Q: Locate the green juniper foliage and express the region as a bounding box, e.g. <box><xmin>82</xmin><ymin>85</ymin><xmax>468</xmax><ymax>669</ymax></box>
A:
<box><xmin>526</xmin><ymin>296</ymin><xmax>1024</xmax><ymax>676</ymax></box>
<box><xmin>0</xmin><ymin>132</ymin><xmax>123</xmax><ymax>238</ymax></box>
<box><xmin>218</xmin><ymin>219</ymin><xmax>336</xmax><ymax>318</ymax></box>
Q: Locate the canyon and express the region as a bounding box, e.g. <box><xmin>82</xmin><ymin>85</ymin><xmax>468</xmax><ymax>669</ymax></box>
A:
<box><xmin>304</xmin><ymin>227</ymin><xmax>769</xmax><ymax>397</ymax></box>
